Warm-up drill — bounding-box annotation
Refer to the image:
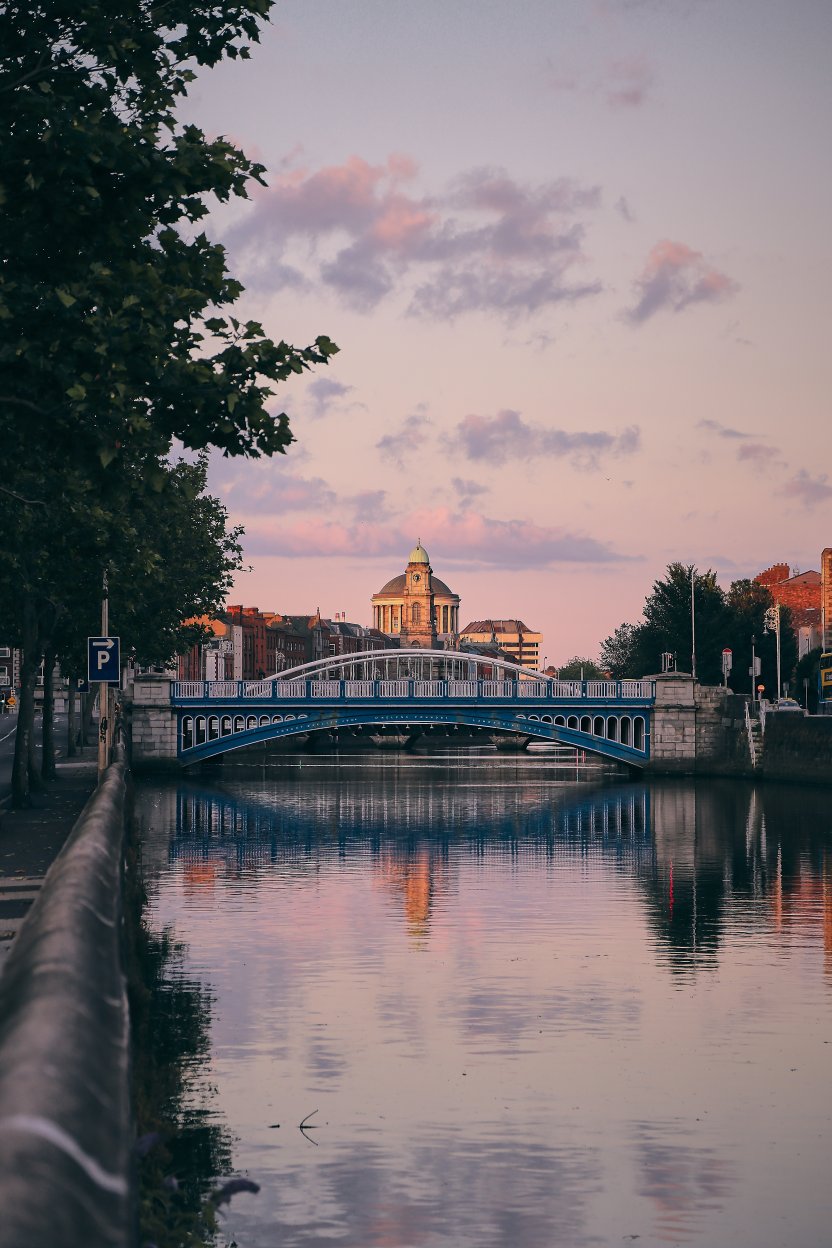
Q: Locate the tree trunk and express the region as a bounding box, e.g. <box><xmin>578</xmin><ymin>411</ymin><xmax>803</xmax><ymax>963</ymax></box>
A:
<box><xmin>66</xmin><ymin>678</ymin><xmax>77</xmax><ymax>757</ymax></box>
<box><xmin>41</xmin><ymin>646</ymin><xmax>56</xmax><ymax>781</ymax></box>
<box><xmin>12</xmin><ymin>597</ymin><xmax>40</xmax><ymax>808</ymax></box>
<box><xmin>27</xmin><ymin>694</ymin><xmax>42</xmax><ymax>792</ymax></box>
<box><xmin>81</xmin><ymin>686</ymin><xmax>98</xmax><ymax>746</ymax></box>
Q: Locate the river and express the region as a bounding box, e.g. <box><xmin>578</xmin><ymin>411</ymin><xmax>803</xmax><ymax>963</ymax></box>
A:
<box><xmin>134</xmin><ymin>745</ymin><xmax>832</xmax><ymax>1248</ymax></box>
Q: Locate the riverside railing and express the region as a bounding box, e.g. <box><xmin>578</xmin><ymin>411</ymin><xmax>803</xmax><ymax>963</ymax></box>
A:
<box><xmin>172</xmin><ymin>677</ymin><xmax>656</xmax><ymax>703</ymax></box>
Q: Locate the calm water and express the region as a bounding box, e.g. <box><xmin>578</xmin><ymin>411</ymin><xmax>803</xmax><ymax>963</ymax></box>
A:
<box><xmin>134</xmin><ymin>747</ymin><xmax>832</xmax><ymax>1248</ymax></box>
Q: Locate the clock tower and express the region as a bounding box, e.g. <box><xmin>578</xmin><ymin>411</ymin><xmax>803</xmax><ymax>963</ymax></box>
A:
<box><xmin>401</xmin><ymin>541</ymin><xmax>437</xmax><ymax>647</ymax></box>
<box><xmin>371</xmin><ymin>543</ymin><xmax>460</xmax><ymax>646</ymax></box>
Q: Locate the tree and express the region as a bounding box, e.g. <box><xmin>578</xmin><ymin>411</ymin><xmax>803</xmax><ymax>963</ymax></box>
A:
<box><xmin>0</xmin><ymin>1</ymin><xmax>338</xmax><ymax>803</ymax></box>
<box><xmin>639</xmin><ymin>564</ymin><xmax>727</xmax><ymax>683</ymax></box>
<box><xmin>794</xmin><ymin>647</ymin><xmax>821</xmax><ymax>712</ymax></box>
<box><xmin>600</xmin><ymin>565</ymin><xmax>727</xmax><ymax>682</ymax></box>
<box><xmin>557</xmin><ymin>657</ymin><xmax>607</xmax><ymax>679</ymax></box>
<box><xmin>599</xmin><ymin>623</ymin><xmax>647</xmax><ymax>679</ymax></box>
<box><xmin>723</xmin><ymin>581</ymin><xmax>797</xmax><ymax>700</ymax></box>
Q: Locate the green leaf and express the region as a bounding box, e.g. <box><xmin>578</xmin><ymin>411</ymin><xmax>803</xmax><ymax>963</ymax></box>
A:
<box><xmin>56</xmin><ymin>289</ymin><xmax>77</xmax><ymax>308</ymax></box>
<box><xmin>66</xmin><ymin>383</ymin><xmax>87</xmax><ymax>400</ymax></box>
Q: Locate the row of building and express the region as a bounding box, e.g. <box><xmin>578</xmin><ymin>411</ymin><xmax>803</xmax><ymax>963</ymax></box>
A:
<box><xmin>179</xmin><ymin>542</ymin><xmax>543</xmax><ymax>681</ymax></box>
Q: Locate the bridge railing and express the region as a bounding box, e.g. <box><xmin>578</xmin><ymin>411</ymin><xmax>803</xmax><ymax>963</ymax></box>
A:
<box><xmin>172</xmin><ymin>678</ymin><xmax>656</xmax><ymax>704</ymax></box>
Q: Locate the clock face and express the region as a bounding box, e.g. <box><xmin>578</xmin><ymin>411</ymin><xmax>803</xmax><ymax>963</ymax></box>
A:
<box><xmin>412</xmin><ymin>573</ymin><xmax>421</xmax><ymax>583</ymax></box>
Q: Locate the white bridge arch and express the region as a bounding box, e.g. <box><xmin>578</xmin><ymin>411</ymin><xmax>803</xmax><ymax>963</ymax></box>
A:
<box><xmin>171</xmin><ymin>648</ymin><xmax>655</xmax><ymax>767</ymax></box>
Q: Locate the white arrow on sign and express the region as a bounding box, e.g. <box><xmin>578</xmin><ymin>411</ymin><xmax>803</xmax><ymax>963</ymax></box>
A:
<box><xmin>93</xmin><ymin>638</ymin><xmax>115</xmax><ymax>671</ymax></box>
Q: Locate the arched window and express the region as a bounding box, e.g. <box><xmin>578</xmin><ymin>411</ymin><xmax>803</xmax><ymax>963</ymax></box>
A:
<box><xmin>411</xmin><ymin>602</ymin><xmax>421</xmax><ymax>625</ymax></box>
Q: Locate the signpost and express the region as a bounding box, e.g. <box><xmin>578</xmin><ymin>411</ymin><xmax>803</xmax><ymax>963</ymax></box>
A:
<box><xmin>721</xmin><ymin>647</ymin><xmax>732</xmax><ymax>687</ymax></box>
<box><xmin>87</xmin><ymin>636</ymin><xmax>121</xmax><ymax>685</ymax></box>
<box><xmin>88</xmin><ymin>634</ymin><xmax>120</xmax><ymax>778</ymax></box>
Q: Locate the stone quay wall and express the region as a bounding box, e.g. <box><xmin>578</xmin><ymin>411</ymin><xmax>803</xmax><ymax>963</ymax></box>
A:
<box><xmin>760</xmin><ymin>716</ymin><xmax>832</xmax><ymax>783</ymax></box>
<box><xmin>0</xmin><ymin>755</ymin><xmax>133</xmax><ymax>1248</ymax></box>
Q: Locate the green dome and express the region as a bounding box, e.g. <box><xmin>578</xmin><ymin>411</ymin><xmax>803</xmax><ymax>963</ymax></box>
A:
<box><xmin>408</xmin><ymin>541</ymin><xmax>429</xmax><ymax>565</ymax></box>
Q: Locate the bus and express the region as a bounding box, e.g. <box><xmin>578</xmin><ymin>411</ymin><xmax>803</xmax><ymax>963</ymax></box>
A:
<box><xmin>820</xmin><ymin>652</ymin><xmax>832</xmax><ymax>707</ymax></box>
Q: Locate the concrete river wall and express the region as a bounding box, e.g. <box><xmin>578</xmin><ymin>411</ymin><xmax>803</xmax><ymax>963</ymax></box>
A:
<box><xmin>0</xmin><ymin>757</ymin><xmax>133</xmax><ymax>1248</ymax></box>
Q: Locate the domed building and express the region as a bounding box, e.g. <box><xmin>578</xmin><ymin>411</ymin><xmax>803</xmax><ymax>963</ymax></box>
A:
<box><xmin>371</xmin><ymin>542</ymin><xmax>460</xmax><ymax>648</ymax></box>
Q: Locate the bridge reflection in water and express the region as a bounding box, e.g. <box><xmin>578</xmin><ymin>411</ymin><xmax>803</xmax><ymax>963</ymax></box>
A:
<box><xmin>149</xmin><ymin>760</ymin><xmax>832</xmax><ymax>973</ymax></box>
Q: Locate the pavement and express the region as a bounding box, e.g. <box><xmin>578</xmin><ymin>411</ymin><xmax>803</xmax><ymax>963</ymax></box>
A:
<box><xmin>0</xmin><ymin>711</ymin><xmax>98</xmax><ymax>974</ymax></box>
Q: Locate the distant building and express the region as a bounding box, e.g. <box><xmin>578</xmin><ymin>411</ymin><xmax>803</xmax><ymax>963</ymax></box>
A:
<box><xmin>0</xmin><ymin>644</ymin><xmax>19</xmax><ymax>693</ymax></box>
<box><xmin>823</xmin><ymin>549</ymin><xmax>832</xmax><ymax>651</ymax></box>
<box><xmin>178</xmin><ymin>608</ymin><xmax>393</xmax><ymax>680</ymax></box>
<box><xmin>371</xmin><ymin>543</ymin><xmax>460</xmax><ymax>648</ymax></box>
<box><xmin>754</xmin><ymin>563</ymin><xmax>823</xmax><ymax>655</ymax></box>
<box><xmin>459</xmin><ymin>619</ymin><xmax>542</xmax><ymax>670</ymax></box>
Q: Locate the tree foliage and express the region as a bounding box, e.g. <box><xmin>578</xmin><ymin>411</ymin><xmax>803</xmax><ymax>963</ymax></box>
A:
<box><xmin>557</xmin><ymin>656</ymin><xmax>607</xmax><ymax>680</ymax></box>
<box><xmin>599</xmin><ymin>564</ymin><xmax>798</xmax><ymax>695</ymax></box>
<box><xmin>0</xmin><ymin>1</ymin><xmax>338</xmax><ymax>803</ymax></box>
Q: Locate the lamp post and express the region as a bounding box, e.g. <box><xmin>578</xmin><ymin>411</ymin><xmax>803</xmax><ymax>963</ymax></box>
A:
<box><xmin>750</xmin><ymin>634</ymin><xmax>757</xmax><ymax>703</ymax></box>
<box><xmin>764</xmin><ymin>604</ymin><xmax>781</xmax><ymax>700</ymax></box>
<box><xmin>690</xmin><ymin>565</ymin><xmax>697</xmax><ymax>681</ymax></box>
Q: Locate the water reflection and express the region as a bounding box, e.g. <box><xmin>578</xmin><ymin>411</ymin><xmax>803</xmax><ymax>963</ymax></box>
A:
<box><xmin>135</xmin><ymin>754</ymin><xmax>832</xmax><ymax>1248</ymax></box>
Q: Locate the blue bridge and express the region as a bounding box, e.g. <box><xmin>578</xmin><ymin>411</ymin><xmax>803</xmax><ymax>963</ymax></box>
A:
<box><xmin>171</xmin><ymin>650</ymin><xmax>655</xmax><ymax>767</ymax></box>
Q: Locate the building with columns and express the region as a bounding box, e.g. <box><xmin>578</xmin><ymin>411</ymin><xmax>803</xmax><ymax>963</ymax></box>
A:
<box><xmin>371</xmin><ymin>542</ymin><xmax>460</xmax><ymax>647</ymax></box>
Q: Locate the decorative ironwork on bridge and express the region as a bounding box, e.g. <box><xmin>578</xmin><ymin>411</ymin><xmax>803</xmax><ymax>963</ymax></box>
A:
<box><xmin>171</xmin><ymin>650</ymin><xmax>655</xmax><ymax>766</ymax></box>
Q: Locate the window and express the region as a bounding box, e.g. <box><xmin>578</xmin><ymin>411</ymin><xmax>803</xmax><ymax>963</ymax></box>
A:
<box><xmin>411</xmin><ymin>603</ymin><xmax>421</xmax><ymax>625</ymax></box>
<box><xmin>0</xmin><ymin>647</ymin><xmax>10</xmax><ymax>658</ymax></box>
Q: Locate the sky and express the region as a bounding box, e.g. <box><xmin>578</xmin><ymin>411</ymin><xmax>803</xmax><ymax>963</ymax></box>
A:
<box><xmin>180</xmin><ymin>0</ymin><xmax>832</xmax><ymax>663</ymax></box>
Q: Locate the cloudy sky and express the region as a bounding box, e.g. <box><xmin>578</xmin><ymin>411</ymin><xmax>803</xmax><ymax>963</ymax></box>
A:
<box><xmin>183</xmin><ymin>0</ymin><xmax>832</xmax><ymax>662</ymax></box>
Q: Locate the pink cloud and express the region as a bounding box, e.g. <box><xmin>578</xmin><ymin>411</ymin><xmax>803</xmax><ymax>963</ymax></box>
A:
<box><xmin>780</xmin><ymin>470</ymin><xmax>832</xmax><ymax>508</ymax></box>
<box><xmin>736</xmin><ymin>442</ymin><xmax>782</xmax><ymax>466</ymax></box>
<box><xmin>626</xmin><ymin>239</ymin><xmax>739</xmax><ymax>323</ymax></box>
<box><xmin>447</xmin><ymin>409</ymin><xmax>641</xmax><ymax>469</ymax></box>
<box><xmin>227</xmin><ymin>155</ymin><xmax>603</xmax><ymax>319</ymax></box>
<box><xmin>242</xmin><ymin>508</ymin><xmax>633</xmax><ymax>569</ymax></box>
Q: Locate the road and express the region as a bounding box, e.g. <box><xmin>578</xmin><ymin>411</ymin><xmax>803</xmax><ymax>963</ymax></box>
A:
<box><xmin>0</xmin><ymin>711</ymin><xmax>72</xmax><ymax>805</ymax></box>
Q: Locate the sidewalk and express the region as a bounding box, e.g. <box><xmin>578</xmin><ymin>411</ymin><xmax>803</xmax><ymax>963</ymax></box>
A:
<box><xmin>0</xmin><ymin>755</ymin><xmax>98</xmax><ymax>973</ymax></box>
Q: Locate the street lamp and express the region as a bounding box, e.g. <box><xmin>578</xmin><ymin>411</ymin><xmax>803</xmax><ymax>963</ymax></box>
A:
<box><xmin>764</xmin><ymin>603</ymin><xmax>781</xmax><ymax>701</ymax></box>
<box><xmin>690</xmin><ymin>565</ymin><xmax>697</xmax><ymax>681</ymax></box>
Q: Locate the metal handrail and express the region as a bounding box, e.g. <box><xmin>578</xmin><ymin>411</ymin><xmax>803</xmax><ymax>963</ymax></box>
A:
<box><xmin>744</xmin><ymin>701</ymin><xmax>757</xmax><ymax>767</ymax></box>
<box><xmin>171</xmin><ymin>678</ymin><xmax>657</xmax><ymax>703</ymax></box>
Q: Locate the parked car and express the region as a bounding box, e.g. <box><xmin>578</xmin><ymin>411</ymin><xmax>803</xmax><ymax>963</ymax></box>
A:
<box><xmin>772</xmin><ymin>698</ymin><xmax>804</xmax><ymax>714</ymax></box>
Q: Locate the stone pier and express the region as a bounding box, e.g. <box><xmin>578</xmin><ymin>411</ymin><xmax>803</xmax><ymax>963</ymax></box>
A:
<box><xmin>646</xmin><ymin>672</ymin><xmax>751</xmax><ymax>776</ymax></box>
<box><xmin>128</xmin><ymin>675</ymin><xmax>179</xmax><ymax>771</ymax></box>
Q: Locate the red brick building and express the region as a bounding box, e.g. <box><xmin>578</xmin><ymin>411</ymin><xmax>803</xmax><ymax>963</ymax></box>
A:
<box><xmin>754</xmin><ymin>563</ymin><xmax>822</xmax><ymax>657</ymax></box>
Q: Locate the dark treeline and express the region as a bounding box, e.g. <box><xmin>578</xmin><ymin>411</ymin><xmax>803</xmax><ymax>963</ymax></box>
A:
<box><xmin>0</xmin><ymin>0</ymin><xmax>337</xmax><ymax>804</ymax></box>
<box><xmin>600</xmin><ymin>563</ymin><xmax>800</xmax><ymax>697</ymax></box>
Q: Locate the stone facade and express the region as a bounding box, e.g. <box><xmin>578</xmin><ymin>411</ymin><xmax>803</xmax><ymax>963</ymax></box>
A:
<box><xmin>129</xmin><ymin>676</ymin><xmax>179</xmax><ymax>770</ymax></box>
<box><xmin>371</xmin><ymin>543</ymin><xmax>460</xmax><ymax>648</ymax></box>
<box><xmin>646</xmin><ymin>673</ymin><xmax>751</xmax><ymax>775</ymax></box>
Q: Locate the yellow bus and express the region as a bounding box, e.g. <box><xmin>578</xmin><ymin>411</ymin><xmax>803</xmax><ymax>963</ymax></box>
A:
<box><xmin>820</xmin><ymin>652</ymin><xmax>832</xmax><ymax>703</ymax></box>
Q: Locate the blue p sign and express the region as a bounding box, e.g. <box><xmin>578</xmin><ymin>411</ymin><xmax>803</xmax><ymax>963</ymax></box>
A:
<box><xmin>87</xmin><ymin>636</ymin><xmax>121</xmax><ymax>684</ymax></box>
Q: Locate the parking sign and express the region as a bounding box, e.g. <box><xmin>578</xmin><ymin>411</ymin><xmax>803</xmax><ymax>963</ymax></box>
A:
<box><xmin>87</xmin><ymin>636</ymin><xmax>121</xmax><ymax>684</ymax></box>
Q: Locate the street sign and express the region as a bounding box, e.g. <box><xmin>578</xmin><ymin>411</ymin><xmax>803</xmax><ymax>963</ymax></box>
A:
<box><xmin>76</xmin><ymin>677</ymin><xmax>90</xmax><ymax>694</ymax></box>
<box><xmin>721</xmin><ymin>648</ymin><xmax>733</xmax><ymax>675</ymax></box>
<box><xmin>87</xmin><ymin>636</ymin><xmax>121</xmax><ymax>684</ymax></box>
